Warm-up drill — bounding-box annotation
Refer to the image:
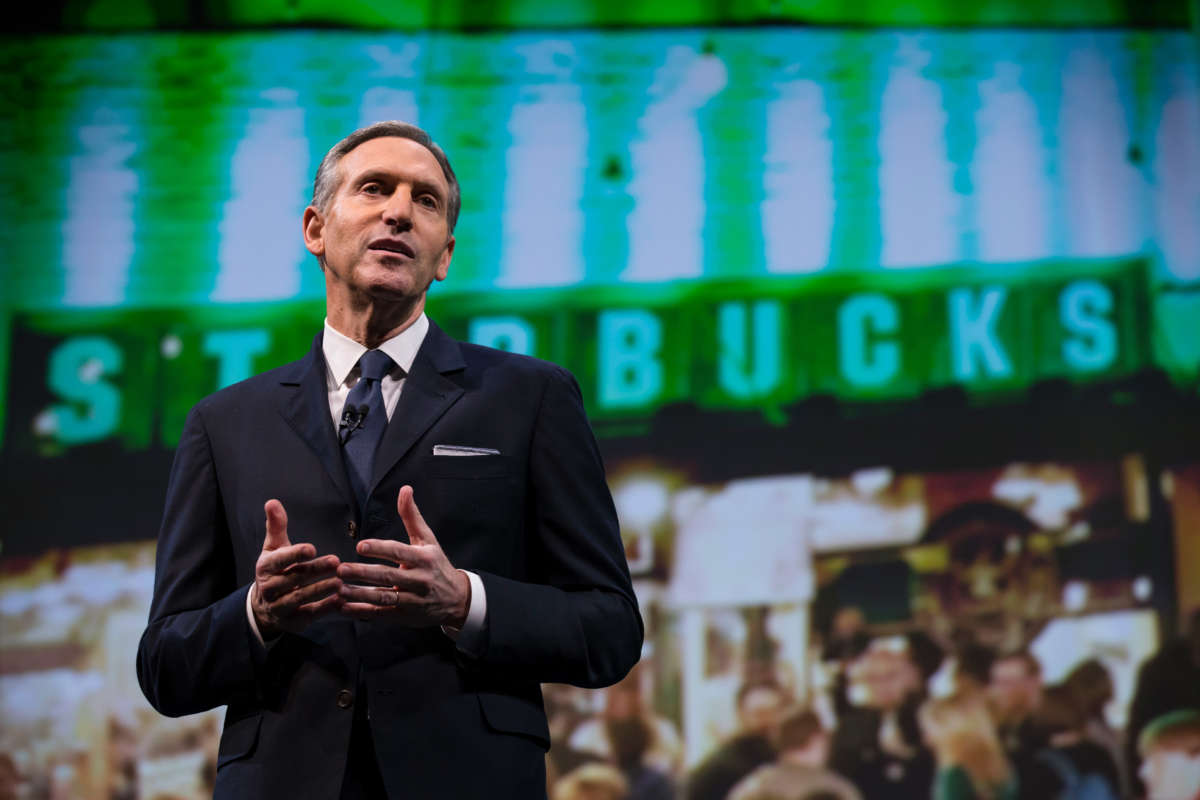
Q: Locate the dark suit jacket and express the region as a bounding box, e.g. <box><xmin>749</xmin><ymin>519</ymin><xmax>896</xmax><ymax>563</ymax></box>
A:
<box><xmin>136</xmin><ymin>321</ymin><xmax>644</xmax><ymax>798</ymax></box>
<box><xmin>830</xmin><ymin>701</ymin><xmax>934</xmax><ymax>799</ymax></box>
<box><xmin>684</xmin><ymin>732</ymin><xmax>775</xmax><ymax>800</ymax></box>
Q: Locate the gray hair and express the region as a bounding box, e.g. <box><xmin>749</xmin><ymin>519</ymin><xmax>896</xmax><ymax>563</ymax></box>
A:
<box><xmin>311</xmin><ymin>121</ymin><xmax>461</xmax><ymax>233</ymax></box>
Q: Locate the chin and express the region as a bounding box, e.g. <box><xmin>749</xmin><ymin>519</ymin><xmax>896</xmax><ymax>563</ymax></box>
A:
<box><xmin>352</xmin><ymin>265</ymin><xmax>416</xmax><ymax>294</ymax></box>
<box><xmin>364</xmin><ymin>281</ymin><xmax>419</xmax><ymax>302</ymax></box>
<box><xmin>371</xmin><ymin>272</ymin><xmax>439</xmax><ymax>304</ymax></box>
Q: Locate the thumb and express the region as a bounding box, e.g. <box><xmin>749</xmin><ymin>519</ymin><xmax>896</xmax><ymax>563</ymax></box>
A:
<box><xmin>397</xmin><ymin>485</ymin><xmax>436</xmax><ymax>546</ymax></box>
<box><xmin>263</xmin><ymin>499</ymin><xmax>291</xmax><ymax>551</ymax></box>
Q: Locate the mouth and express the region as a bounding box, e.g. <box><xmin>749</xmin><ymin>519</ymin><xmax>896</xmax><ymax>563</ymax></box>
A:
<box><xmin>368</xmin><ymin>238</ymin><xmax>415</xmax><ymax>259</ymax></box>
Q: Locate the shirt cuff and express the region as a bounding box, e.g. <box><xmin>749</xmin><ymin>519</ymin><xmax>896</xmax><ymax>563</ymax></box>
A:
<box><xmin>245</xmin><ymin>583</ymin><xmax>276</xmax><ymax>649</ymax></box>
<box><xmin>441</xmin><ymin>570</ymin><xmax>487</xmax><ymax>656</ymax></box>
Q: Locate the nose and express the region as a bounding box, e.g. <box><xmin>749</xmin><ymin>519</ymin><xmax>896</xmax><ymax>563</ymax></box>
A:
<box><xmin>382</xmin><ymin>187</ymin><xmax>413</xmax><ymax>230</ymax></box>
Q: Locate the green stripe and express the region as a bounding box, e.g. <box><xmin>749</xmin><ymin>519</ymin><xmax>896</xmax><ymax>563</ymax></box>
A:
<box><xmin>51</xmin><ymin>0</ymin><xmax>1195</xmax><ymax>32</ymax></box>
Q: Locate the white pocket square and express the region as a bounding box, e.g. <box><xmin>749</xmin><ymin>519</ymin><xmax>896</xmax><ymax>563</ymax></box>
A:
<box><xmin>432</xmin><ymin>445</ymin><xmax>501</xmax><ymax>456</ymax></box>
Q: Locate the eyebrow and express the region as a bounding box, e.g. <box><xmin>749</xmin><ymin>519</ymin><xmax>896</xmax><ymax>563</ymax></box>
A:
<box><xmin>351</xmin><ymin>168</ymin><xmax>446</xmax><ymax>202</ymax></box>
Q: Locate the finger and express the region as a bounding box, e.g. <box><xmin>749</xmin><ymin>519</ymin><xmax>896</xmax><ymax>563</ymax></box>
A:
<box><xmin>282</xmin><ymin>554</ymin><xmax>342</xmax><ymax>577</ymax></box>
<box><xmin>339</xmin><ymin>602</ymin><xmax>392</xmax><ymax>620</ymax></box>
<box><xmin>263</xmin><ymin>500</ymin><xmax>291</xmax><ymax>551</ymax></box>
<box><xmin>293</xmin><ymin>593</ymin><xmax>343</xmax><ymax>621</ymax></box>
<box><xmin>396</xmin><ymin>485</ymin><xmax>437</xmax><ymax>547</ymax></box>
<box><xmin>337</xmin><ymin>563</ymin><xmax>427</xmax><ymax>592</ymax></box>
<box><xmin>258</xmin><ymin>557</ymin><xmax>342</xmax><ymax>599</ymax></box>
<box><xmin>354</xmin><ymin>539</ymin><xmax>422</xmax><ymax>567</ymax></box>
<box><xmin>338</xmin><ymin>584</ymin><xmax>424</xmax><ymax>606</ymax></box>
<box><xmin>337</xmin><ymin>562</ymin><xmax>399</xmax><ymax>586</ymax></box>
<box><xmin>256</xmin><ymin>545</ymin><xmax>324</xmax><ymax>578</ymax></box>
<box><xmin>274</xmin><ymin>576</ymin><xmax>343</xmax><ymax>610</ymax></box>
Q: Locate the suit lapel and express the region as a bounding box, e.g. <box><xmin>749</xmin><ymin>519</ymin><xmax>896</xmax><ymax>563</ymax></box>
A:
<box><xmin>276</xmin><ymin>333</ymin><xmax>359</xmax><ymax>514</ymax></box>
<box><xmin>369</xmin><ymin>321</ymin><xmax>466</xmax><ymax>498</ymax></box>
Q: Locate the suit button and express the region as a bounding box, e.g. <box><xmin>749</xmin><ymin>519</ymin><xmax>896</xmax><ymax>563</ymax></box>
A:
<box><xmin>336</xmin><ymin>689</ymin><xmax>354</xmax><ymax>709</ymax></box>
<box><xmin>347</xmin><ymin>521</ymin><xmax>357</xmax><ymax>539</ymax></box>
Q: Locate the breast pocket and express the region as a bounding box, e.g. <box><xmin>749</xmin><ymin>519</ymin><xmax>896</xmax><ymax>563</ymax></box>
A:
<box><xmin>427</xmin><ymin>454</ymin><xmax>512</xmax><ymax>480</ymax></box>
<box><xmin>422</xmin><ymin>456</ymin><xmax>521</xmax><ymax>559</ymax></box>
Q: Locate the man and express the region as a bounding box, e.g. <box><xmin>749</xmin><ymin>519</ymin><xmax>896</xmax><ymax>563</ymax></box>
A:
<box><xmin>685</xmin><ymin>681</ymin><xmax>787</xmax><ymax>800</ymax></box>
<box><xmin>567</xmin><ymin>666</ymin><xmax>681</xmax><ymax>774</ymax></box>
<box><xmin>1127</xmin><ymin>610</ymin><xmax>1200</xmax><ymax>795</ymax></box>
<box><xmin>1138</xmin><ymin>710</ymin><xmax>1200</xmax><ymax>800</ymax></box>
<box><xmin>1023</xmin><ymin>684</ymin><xmax>1120</xmax><ymax>800</ymax></box>
<box><xmin>988</xmin><ymin>650</ymin><xmax>1044</xmax><ymax>755</ymax></box>
<box><xmin>829</xmin><ymin>644</ymin><xmax>933</xmax><ymax>799</ymax></box>
<box><xmin>988</xmin><ymin>650</ymin><xmax>1050</xmax><ymax>800</ymax></box>
<box><xmin>136</xmin><ymin>121</ymin><xmax>644</xmax><ymax>798</ymax></box>
<box><xmin>728</xmin><ymin>708</ymin><xmax>862</xmax><ymax>800</ymax></box>
<box><xmin>821</xmin><ymin>606</ymin><xmax>870</xmax><ymax>718</ymax></box>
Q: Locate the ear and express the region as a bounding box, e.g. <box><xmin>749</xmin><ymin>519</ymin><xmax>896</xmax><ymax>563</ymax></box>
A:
<box><xmin>302</xmin><ymin>206</ymin><xmax>325</xmax><ymax>259</ymax></box>
<box><xmin>434</xmin><ymin>235</ymin><xmax>455</xmax><ymax>282</ymax></box>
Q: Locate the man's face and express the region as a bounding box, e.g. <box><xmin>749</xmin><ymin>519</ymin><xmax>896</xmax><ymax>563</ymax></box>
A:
<box><xmin>738</xmin><ymin>686</ymin><xmax>784</xmax><ymax>736</ymax></box>
<box><xmin>807</xmin><ymin>731</ymin><xmax>832</xmax><ymax>765</ymax></box>
<box><xmin>604</xmin><ymin>682</ymin><xmax>642</xmax><ymax>720</ymax></box>
<box><xmin>1141</xmin><ymin>750</ymin><xmax>1200</xmax><ymax>800</ymax></box>
<box><xmin>988</xmin><ymin>659</ymin><xmax>1040</xmax><ymax>721</ymax></box>
<box><xmin>304</xmin><ymin>136</ymin><xmax>454</xmax><ymax>307</ymax></box>
<box><xmin>861</xmin><ymin>653</ymin><xmax>915</xmax><ymax>711</ymax></box>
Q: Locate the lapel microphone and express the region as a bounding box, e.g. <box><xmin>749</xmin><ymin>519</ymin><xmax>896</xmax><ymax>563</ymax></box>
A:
<box><xmin>338</xmin><ymin>403</ymin><xmax>369</xmax><ymax>444</ymax></box>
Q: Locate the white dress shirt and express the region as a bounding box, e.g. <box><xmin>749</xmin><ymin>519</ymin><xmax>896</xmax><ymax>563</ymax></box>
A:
<box><xmin>246</xmin><ymin>313</ymin><xmax>487</xmax><ymax>652</ymax></box>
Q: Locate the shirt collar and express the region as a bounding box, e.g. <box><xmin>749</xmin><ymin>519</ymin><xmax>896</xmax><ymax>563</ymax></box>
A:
<box><xmin>322</xmin><ymin>313</ymin><xmax>429</xmax><ymax>388</ymax></box>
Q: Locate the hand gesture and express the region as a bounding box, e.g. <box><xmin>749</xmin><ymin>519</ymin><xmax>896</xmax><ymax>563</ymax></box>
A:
<box><xmin>337</xmin><ymin>486</ymin><xmax>470</xmax><ymax>628</ymax></box>
<box><xmin>250</xmin><ymin>499</ymin><xmax>343</xmax><ymax>639</ymax></box>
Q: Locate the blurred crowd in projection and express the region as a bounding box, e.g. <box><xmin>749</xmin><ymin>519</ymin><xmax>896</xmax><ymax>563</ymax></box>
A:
<box><xmin>4</xmin><ymin>457</ymin><xmax>1200</xmax><ymax>799</ymax></box>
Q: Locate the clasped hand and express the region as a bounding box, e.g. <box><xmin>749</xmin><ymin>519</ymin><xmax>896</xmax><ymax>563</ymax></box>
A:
<box><xmin>250</xmin><ymin>485</ymin><xmax>470</xmax><ymax>639</ymax></box>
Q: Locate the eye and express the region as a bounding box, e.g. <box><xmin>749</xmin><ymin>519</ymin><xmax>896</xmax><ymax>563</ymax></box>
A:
<box><xmin>417</xmin><ymin>194</ymin><xmax>438</xmax><ymax>209</ymax></box>
<box><xmin>361</xmin><ymin>182</ymin><xmax>383</xmax><ymax>195</ymax></box>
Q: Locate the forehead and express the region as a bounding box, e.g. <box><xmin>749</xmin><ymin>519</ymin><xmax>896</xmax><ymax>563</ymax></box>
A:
<box><xmin>339</xmin><ymin>136</ymin><xmax>448</xmax><ymax>191</ymax></box>
<box><xmin>1147</xmin><ymin>749</ymin><xmax>1200</xmax><ymax>771</ymax></box>
<box><xmin>741</xmin><ymin>687</ymin><xmax>781</xmax><ymax>709</ymax></box>
<box><xmin>861</xmin><ymin>651</ymin><xmax>905</xmax><ymax>676</ymax></box>
<box><xmin>992</xmin><ymin>660</ymin><xmax>1031</xmax><ymax>680</ymax></box>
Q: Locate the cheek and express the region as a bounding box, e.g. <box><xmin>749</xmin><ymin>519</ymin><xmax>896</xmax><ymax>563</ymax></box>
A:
<box><xmin>1155</xmin><ymin>753</ymin><xmax>1200</xmax><ymax>794</ymax></box>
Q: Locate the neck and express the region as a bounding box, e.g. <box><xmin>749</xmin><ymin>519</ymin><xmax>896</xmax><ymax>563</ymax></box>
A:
<box><xmin>1049</xmin><ymin>732</ymin><xmax>1082</xmax><ymax>748</ymax></box>
<box><xmin>780</xmin><ymin>750</ymin><xmax>823</xmax><ymax>769</ymax></box>
<box><xmin>326</xmin><ymin>294</ymin><xmax>424</xmax><ymax>349</ymax></box>
<box><xmin>1000</xmin><ymin>710</ymin><xmax>1029</xmax><ymax>728</ymax></box>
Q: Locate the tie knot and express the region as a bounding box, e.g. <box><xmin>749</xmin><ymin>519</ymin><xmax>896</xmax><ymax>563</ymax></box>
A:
<box><xmin>357</xmin><ymin>350</ymin><xmax>395</xmax><ymax>382</ymax></box>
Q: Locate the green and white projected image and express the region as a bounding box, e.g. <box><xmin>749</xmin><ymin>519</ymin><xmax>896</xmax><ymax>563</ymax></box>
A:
<box><xmin>2</xmin><ymin>26</ymin><xmax>1198</xmax><ymax>455</ymax></box>
<box><xmin>1</xmin><ymin>7</ymin><xmax>1200</xmax><ymax>799</ymax></box>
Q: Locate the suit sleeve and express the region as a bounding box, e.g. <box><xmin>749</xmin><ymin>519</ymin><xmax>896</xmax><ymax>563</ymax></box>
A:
<box><xmin>136</xmin><ymin>404</ymin><xmax>264</xmax><ymax>717</ymax></box>
<box><xmin>472</xmin><ymin>366</ymin><xmax>643</xmax><ymax>688</ymax></box>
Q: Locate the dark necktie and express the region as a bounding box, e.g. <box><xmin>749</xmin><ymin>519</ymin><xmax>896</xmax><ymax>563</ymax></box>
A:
<box><xmin>339</xmin><ymin>349</ymin><xmax>397</xmax><ymax>507</ymax></box>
